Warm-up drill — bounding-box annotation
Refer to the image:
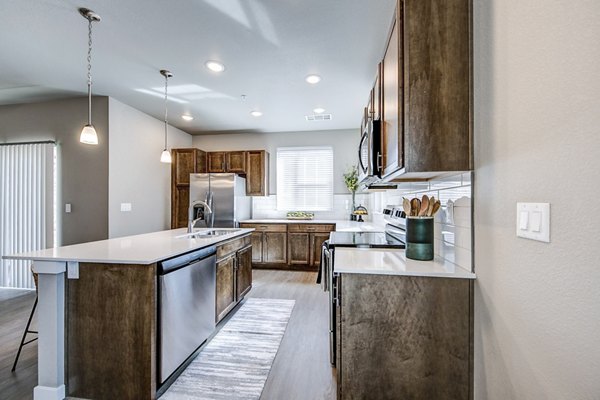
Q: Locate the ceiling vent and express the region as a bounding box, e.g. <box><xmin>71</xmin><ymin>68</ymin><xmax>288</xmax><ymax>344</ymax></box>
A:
<box><xmin>305</xmin><ymin>114</ymin><xmax>333</xmax><ymax>121</ymax></box>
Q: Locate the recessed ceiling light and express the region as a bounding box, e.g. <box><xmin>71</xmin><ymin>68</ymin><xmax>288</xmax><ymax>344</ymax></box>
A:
<box><xmin>313</xmin><ymin>107</ymin><xmax>325</xmax><ymax>114</ymax></box>
<box><xmin>205</xmin><ymin>61</ymin><xmax>225</xmax><ymax>72</ymax></box>
<box><xmin>181</xmin><ymin>115</ymin><xmax>194</xmax><ymax>121</ymax></box>
<box><xmin>305</xmin><ymin>74</ymin><xmax>321</xmax><ymax>84</ymax></box>
<box><xmin>250</xmin><ymin>111</ymin><xmax>263</xmax><ymax>117</ymax></box>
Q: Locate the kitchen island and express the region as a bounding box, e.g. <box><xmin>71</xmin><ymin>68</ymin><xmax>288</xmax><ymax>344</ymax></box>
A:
<box><xmin>4</xmin><ymin>227</ymin><xmax>253</xmax><ymax>400</ymax></box>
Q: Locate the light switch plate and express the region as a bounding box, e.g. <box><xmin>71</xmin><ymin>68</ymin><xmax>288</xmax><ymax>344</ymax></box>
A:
<box><xmin>120</xmin><ymin>203</ymin><xmax>132</xmax><ymax>212</ymax></box>
<box><xmin>516</xmin><ymin>203</ymin><xmax>550</xmax><ymax>242</ymax></box>
<box><xmin>65</xmin><ymin>203</ymin><xmax>72</xmax><ymax>213</ymax></box>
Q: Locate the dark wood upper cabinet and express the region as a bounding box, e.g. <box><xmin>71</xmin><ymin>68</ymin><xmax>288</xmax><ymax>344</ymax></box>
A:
<box><xmin>207</xmin><ymin>152</ymin><xmax>227</xmax><ymax>173</ymax></box>
<box><xmin>171</xmin><ymin>148</ymin><xmax>207</xmax><ymax>229</ymax></box>
<box><xmin>378</xmin><ymin>0</ymin><xmax>472</xmax><ymax>181</ymax></box>
<box><xmin>227</xmin><ymin>151</ymin><xmax>247</xmax><ymax>173</ymax></box>
<box><xmin>373</xmin><ymin>63</ymin><xmax>382</xmax><ymax>121</ymax></box>
<box><xmin>381</xmin><ymin>10</ymin><xmax>403</xmax><ymax>178</ymax></box>
<box><xmin>246</xmin><ymin>150</ymin><xmax>269</xmax><ymax>196</ymax></box>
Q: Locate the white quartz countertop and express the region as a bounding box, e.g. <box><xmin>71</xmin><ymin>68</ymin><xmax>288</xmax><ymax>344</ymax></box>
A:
<box><xmin>333</xmin><ymin>248</ymin><xmax>476</xmax><ymax>279</ymax></box>
<box><xmin>3</xmin><ymin>228</ymin><xmax>254</xmax><ymax>265</ymax></box>
<box><xmin>239</xmin><ymin>219</ymin><xmax>383</xmax><ymax>232</ymax></box>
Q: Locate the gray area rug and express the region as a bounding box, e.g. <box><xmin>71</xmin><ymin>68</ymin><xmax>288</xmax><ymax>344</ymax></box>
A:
<box><xmin>161</xmin><ymin>298</ymin><xmax>295</xmax><ymax>400</ymax></box>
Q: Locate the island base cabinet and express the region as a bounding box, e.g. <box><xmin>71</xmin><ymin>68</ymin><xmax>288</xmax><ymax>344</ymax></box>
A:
<box><xmin>216</xmin><ymin>255</ymin><xmax>236</xmax><ymax>323</ymax></box>
<box><xmin>337</xmin><ymin>274</ymin><xmax>473</xmax><ymax>400</ymax></box>
<box><xmin>67</xmin><ymin>263</ymin><xmax>157</xmax><ymax>400</ymax></box>
<box><xmin>236</xmin><ymin>245</ymin><xmax>252</xmax><ymax>299</ymax></box>
<box><xmin>215</xmin><ymin>234</ymin><xmax>252</xmax><ymax>323</ymax></box>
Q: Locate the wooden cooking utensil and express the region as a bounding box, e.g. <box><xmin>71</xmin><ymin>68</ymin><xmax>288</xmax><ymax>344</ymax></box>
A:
<box><xmin>419</xmin><ymin>195</ymin><xmax>430</xmax><ymax>216</ymax></box>
<box><xmin>426</xmin><ymin>196</ymin><xmax>435</xmax><ymax>216</ymax></box>
<box><xmin>402</xmin><ymin>198</ymin><xmax>411</xmax><ymax>216</ymax></box>
<box><xmin>430</xmin><ymin>200</ymin><xmax>441</xmax><ymax>216</ymax></box>
<box><xmin>410</xmin><ymin>198</ymin><xmax>420</xmax><ymax>217</ymax></box>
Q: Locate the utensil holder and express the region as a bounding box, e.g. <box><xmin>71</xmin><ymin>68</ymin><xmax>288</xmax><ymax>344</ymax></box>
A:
<box><xmin>406</xmin><ymin>217</ymin><xmax>434</xmax><ymax>261</ymax></box>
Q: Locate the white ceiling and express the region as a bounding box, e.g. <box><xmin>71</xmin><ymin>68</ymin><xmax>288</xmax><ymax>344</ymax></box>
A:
<box><xmin>0</xmin><ymin>0</ymin><xmax>396</xmax><ymax>134</ymax></box>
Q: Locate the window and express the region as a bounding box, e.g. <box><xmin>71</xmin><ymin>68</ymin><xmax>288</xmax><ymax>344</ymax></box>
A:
<box><xmin>0</xmin><ymin>142</ymin><xmax>56</xmax><ymax>289</ymax></box>
<box><xmin>277</xmin><ymin>146</ymin><xmax>333</xmax><ymax>211</ymax></box>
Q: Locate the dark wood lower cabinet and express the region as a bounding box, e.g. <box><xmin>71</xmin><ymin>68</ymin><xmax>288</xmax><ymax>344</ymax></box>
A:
<box><xmin>288</xmin><ymin>233</ymin><xmax>310</xmax><ymax>265</ymax></box>
<box><xmin>249</xmin><ymin>231</ymin><xmax>263</xmax><ymax>263</ymax></box>
<box><xmin>236</xmin><ymin>245</ymin><xmax>252</xmax><ymax>299</ymax></box>
<box><xmin>240</xmin><ymin>223</ymin><xmax>334</xmax><ymax>270</ymax></box>
<box><xmin>336</xmin><ymin>274</ymin><xmax>473</xmax><ymax>400</ymax></box>
<box><xmin>310</xmin><ymin>232</ymin><xmax>330</xmax><ymax>268</ymax></box>
<box><xmin>215</xmin><ymin>234</ymin><xmax>252</xmax><ymax>323</ymax></box>
<box><xmin>216</xmin><ymin>255</ymin><xmax>236</xmax><ymax>323</ymax></box>
<box><xmin>264</xmin><ymin>232</ymin><xmax>287</xmax><ymax>264</ymax></box>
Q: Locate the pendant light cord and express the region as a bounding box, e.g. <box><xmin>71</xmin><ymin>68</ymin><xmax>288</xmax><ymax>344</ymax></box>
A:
<box><xmin>164</xmin><ymin>74</ymin><xmax>169</xmax><ymax>150</ymax></box>
<box><xmin>87</xmin><ymin>17</ymin><xmax>93</xmax><ymax>126</ymax></box>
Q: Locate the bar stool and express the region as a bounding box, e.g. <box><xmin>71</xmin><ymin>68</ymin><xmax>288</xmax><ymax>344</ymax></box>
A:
<box><xmin>11</xmin><ymin>267</ymin><xmax>38</xmax><ymax>371</ymax></box>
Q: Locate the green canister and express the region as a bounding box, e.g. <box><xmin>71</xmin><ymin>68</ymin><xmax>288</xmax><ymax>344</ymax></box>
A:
<box><xmin>406</xmin><ymin>217</ymin><xmax>434</xmax><ymax>261</ymax></box>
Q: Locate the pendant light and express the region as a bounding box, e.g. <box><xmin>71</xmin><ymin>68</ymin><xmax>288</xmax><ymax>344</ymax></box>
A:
<box><xmin>160</xmin><ymin>69</ymin><xmax>173</xmax><ymax>163</ymax></box>
<box><xmin>79</xmin><ymin>8</ymin><xmax>101</xmax><ymax>145</ymax></box>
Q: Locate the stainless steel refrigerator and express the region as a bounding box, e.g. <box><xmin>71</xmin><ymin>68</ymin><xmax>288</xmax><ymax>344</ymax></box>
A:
<box><xmin>189</xmin><ymin>173</ymin><xmax>251</xmax><ymax>228</ymax></box>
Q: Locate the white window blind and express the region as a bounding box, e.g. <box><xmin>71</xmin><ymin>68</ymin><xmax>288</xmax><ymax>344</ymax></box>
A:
<box><xmin>0</xmin><ymin>143</ymin><xmax>55</xmax><ymax>289</ymax></box>
<box><xmin>277</xmin><ymin>146</ymin><xmax>333</xmax><ymax>211</ymax></box>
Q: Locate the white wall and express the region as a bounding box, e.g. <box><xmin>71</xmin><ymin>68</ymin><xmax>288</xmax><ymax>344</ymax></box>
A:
<box><xmin>473</xmin><ymin>1</ymin><xmax>600</xmax><ymax>399</ymax></box>
<box><xmin>108</xmin><ymin>98</ymin><xmax>192</xmax><ymax>238</ymax></box>
<box><xmin>192</xmin><ymin>129</ymin><xmax>360</xmax><ymax>194</ymax></box>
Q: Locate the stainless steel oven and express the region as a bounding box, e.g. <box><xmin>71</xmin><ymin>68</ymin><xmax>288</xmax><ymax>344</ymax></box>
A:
<box><xmin>358</xmin><ymin>119</ymin><xmax>382</xmax><ymax>185</ymax></box>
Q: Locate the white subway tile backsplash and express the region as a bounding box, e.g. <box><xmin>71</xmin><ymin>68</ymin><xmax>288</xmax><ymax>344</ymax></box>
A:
<box><xmin>380</xmin><ymin>172</ymin><xmax>472</xmax><ymax>271</ymax></box>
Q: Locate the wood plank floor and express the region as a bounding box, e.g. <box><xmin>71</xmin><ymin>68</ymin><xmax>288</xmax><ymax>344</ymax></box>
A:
<box><xmin>0</xmin><ymin>288</ymin><xmax>37</xmax><ymax>400</ymax></box>
<box><xmin>249</xmin><ymin>270</ymin><xmax>336</xmax><ymax>400</ymax></box>
<box><xmin>0</xmin><ymin>270</ymin><xmax>335</xmax><ymax>400</ymax></box>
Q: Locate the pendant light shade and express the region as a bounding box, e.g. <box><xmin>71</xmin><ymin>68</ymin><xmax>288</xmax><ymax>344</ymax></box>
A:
<box><xmin>80</xmin><ymin>125</ymin><xmax>99</xmax><ymax>145</ymax></box>
<box><xmin>79</xmin><ymin>8</ymin><xmax>101</xmax><ymax>145</ymax></box>
<box><xmin>160</xmin><ymin>149</ymin><xmax>172</xmax><ymax>163</ymax></box>
<box><xmin>160</xmin><ymin>69</ymin><xmax>173</xmax><ymax>163</ymax></box>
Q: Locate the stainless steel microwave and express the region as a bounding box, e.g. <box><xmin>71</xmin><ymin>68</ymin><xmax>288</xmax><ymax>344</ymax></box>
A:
<box><xmin>357</xmin><ymin>119</ymin><xmax>382</xmax><ymax>185</ymax></box>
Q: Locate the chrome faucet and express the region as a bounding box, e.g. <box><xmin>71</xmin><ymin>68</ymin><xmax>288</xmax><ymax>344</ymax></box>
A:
<box><xmin>188</xmin><ymin>200</ymin><xmax>213</xmax><ymax>233</ymax></box>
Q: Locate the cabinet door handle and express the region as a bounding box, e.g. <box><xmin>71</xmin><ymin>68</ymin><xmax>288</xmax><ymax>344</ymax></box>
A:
<box><xmin>377</xmin><ymin>152</ymin><xmax>383</xmax><ymax>173</ymax></box>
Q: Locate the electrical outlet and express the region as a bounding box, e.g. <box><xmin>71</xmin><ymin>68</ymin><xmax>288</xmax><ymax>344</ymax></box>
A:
<box><xmin>120</xmin><ymin>203</ymin><xmax>132</xmax><ymax>212</ymax></box>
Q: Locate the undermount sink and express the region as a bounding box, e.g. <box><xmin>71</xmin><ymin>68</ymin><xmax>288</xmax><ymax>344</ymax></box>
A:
<box><xmin>176</xmin><ymin>229</ymin><xmax>240</xmax><ymax>239</ymax></box>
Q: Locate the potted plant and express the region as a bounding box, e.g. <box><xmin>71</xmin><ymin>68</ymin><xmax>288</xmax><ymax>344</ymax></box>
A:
<box><xmin>343</xmin><ymin>166</ymin><xmax>359</xmax><ymax>220</ymax></box>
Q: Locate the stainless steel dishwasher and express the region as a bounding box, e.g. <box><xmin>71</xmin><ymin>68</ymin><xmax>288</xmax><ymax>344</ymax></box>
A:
<box><xmin>158</xmin><ymin>246</ymin><xmax>216</xmax><ymax>383</ymax></box>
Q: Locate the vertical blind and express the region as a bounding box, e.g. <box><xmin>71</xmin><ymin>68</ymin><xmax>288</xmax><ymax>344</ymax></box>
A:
<box><xmin>276</xmin><ymin>146</ymin><xmax>334</xmax><ymax>211</ymax></box>
<box><xmin>0</xmin><ymin>143</ymin><xmax>55</xmax><ymax>289</ymax></box>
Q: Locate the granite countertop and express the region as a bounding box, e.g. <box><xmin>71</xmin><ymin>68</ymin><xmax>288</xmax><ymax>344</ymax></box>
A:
<box><xmin>333</xmin><ymin>247</ymin><xmax>476</xmax><ymax>279</ymax></box>
<box><xmin>3</xmin><ymin>228</ymin><xmax>254</xmax><ymax>265</ymax></box>
<box><xmin>239</xmin><ymin>219</ymin><xmax>384</xmax><ymax>232</ymax></box>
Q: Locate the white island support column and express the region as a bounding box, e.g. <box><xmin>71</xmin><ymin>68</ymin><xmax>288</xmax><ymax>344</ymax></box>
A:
<box><xmin>32</xmin><ymin>260</ymin><xmax>67</xmax><ymax>400</ymax></box>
